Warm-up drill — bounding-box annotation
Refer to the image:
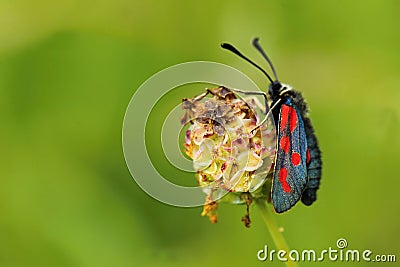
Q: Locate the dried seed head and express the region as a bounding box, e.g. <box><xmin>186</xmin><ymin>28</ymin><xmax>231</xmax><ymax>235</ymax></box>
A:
<box><xmin>181</xmin><ymin>86</ymin><xmax>276</xmax><ymax>224</ymax></box>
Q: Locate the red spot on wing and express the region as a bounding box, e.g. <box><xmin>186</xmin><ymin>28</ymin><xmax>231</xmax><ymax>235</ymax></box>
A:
<box><xmin>280</xmin><ymin>105</ymin><xmax>290</xmax><ymax>129</ymax></box>
<box><xmin>291</xmin><ymin>152</ymin><xmax>301</xmax><ymax>166</ymax></box>
<box><xmin>280</xmin><ymin>136</ymin><xmax>290</xmax><ymax>153</ymax></box>
<box><xmin>279</xmin><ymin>167</ymin><xmax>291</xmax><ymax>193</ymax></box>
<box><xmin>306</xmin><ymin>149</ymin><xmax>311</xmax><ymax>165</ymax></box>
<box><xmin>289</xmin><ymin>108</ymin><xmax>297</xmax><ymax>132</ymax></box>
<box><xmin>280</xmin><ymin>105</ymin><xmax>298</xmax><ymax>133</ymax></box>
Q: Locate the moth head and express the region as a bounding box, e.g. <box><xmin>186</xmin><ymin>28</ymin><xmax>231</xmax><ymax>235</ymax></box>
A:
<box><xmin>269</xmin><ymin>82</ymin><xmax>292</xmax><ymax>100</ymax></box>
<box><xmin>268</xmin><ymin>81</ymin><xmax>282</xmax><ymax>98</ymax></box>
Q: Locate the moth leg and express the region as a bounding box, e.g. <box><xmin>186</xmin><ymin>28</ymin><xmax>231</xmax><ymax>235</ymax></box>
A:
<box><xmin>250</xmin><ymin>98</ymin><xmax>282</xmax><ymax>134</ymax></box>
<box><xmin>229</xmin><ymin>88</ymin><xmax>273</xmax><ymax>133</ymax></box>
<box><xmin>230</xmin><ymin>88</ymin><xmax>269</xmax><ymax>114</ymax></box>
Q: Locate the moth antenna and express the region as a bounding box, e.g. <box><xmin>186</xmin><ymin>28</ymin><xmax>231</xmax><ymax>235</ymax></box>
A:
<box><xmin>252</xmin><ymin>38</ymin><xmax>279</xmax><ymax>82</ymax></box>
<box><xmin>221</xmin><ymin>43</ymin><xmax>274</xmax><ymax>84</ymax></box>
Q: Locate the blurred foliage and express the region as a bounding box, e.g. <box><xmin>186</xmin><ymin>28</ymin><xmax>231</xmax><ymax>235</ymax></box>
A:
<box><xmin>0</xmin><ymin>0</ymin><xmax>399</xmax><ymax>266</ymax></box>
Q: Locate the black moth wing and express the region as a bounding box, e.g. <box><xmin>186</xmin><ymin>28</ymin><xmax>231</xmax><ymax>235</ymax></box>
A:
<box><xmin>288</xmin><ymin>90</ymin><xmax>322</xmax><ymax>206</ymax></box>
<box><xmin>271</xmin><ymin>100</ymin><xmax>308</xmax><ymax>213</ymax></box>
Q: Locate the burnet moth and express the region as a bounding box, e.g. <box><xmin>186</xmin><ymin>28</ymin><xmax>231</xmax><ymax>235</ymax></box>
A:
<box><xmin>221</xmin><ymin>38</ymin><xmax>322</xmax><ymax>213</ymax></box>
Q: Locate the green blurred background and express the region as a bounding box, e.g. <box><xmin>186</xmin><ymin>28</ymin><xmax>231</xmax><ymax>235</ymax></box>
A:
<box><xmin>1</xmin><ymin>0</ymin><xmax>399</xmax><ymax>266</ymax></box>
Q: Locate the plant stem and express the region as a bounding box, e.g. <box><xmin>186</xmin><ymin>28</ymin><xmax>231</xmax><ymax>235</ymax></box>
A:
<box><xmin>255</xmin><ymin>199</ymin><xmax>299</xmax><ymax>267</ymax></box>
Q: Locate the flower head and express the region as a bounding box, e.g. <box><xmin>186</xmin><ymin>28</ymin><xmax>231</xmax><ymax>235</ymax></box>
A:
<box><xmin>181</xmin><ymin>87</ymin><xmax>276</xmax><ymax>226</ymax></box>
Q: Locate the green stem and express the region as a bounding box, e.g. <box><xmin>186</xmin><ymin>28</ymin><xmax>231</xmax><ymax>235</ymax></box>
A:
<box><xmin>255</xmin><ymin>199</ymin><xmax>299</xmax><ymax>267</ymax></box>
